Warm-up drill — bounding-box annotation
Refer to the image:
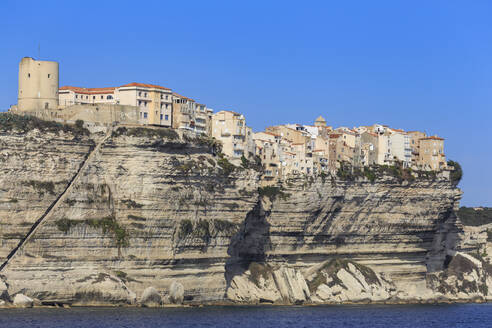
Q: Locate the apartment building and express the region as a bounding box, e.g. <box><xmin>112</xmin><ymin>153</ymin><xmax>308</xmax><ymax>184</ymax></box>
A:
<box><xmin>418</xmin><ymin>136</ymin><xmax>446</xmax><ymax>171</ymax></box>
<box><xmin>59</xmin><ymin>86</ymin><xmax>116</xmax><ymax>107</ymax></box>
<box><xmin>265</xmin><ymin>125</ymin><xmax>310</xmax><ymax>145</ymax></box>
<box><xmin>59</xmin><ymin>82</ymin><xmax>173</xmax><ymax>126</ymax></box>
<box><xmin>388</xmin><ymin>129</ymin><xmax>412</xmax><ymax>167</ymax></box>
<box><xmin>254</xmin><ymin>132</ymin><xmax>282</xmax><ymax>182</ymax></box>
<box><xmin>360</xmin><ymin>131</ymin><xmax>378</xmax><ymax>166</ymax></box>
<box><xmin>211</xmin><ymin>110</ymin><xmax>253</xmax><ymax>162</ymax></box>
<box><xmin>408</xmin><ymin>131</ymin><xmax>427</xmax><ymax>167</ymax></box>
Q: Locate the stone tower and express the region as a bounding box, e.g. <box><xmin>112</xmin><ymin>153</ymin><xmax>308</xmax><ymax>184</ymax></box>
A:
<box><xmin>18</xmin><ymin>57</ymin><xmax>59</xmax><ymax>113</ymax></box>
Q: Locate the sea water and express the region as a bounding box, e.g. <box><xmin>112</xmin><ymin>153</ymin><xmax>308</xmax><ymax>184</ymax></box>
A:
<box><xmin>1</xmin><ymin>304</ymin><xmax>491</xmax><ymax>328</ymax></box>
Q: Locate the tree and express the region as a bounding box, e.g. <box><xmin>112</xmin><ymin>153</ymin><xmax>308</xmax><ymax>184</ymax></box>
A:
<box><xmin>447</xmin><ymin>160</ymin><xmax>463</xmax><ymax>185</ymax></box>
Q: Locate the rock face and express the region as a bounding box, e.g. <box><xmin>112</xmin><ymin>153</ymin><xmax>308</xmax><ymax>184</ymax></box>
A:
<box><xmin>0</xmin><ymin>276</ymin><xmax>9</xmax><ymax>301</ymax></box>
<box><xmin>140</xmin><ymin>287</ymin><xmax>161</xmax><ymax>307</ymax></box>
<box><xmin>72</xmin><ymin>272</ymin><xmax>136</xmax><ymax>305</ymax></box>
<box><xmin>0</xmin><ymin>123</ymin><xmax>487</xmax><ymax>305</ymax></box>
<box><xmin>169</xmin><ymin>281</ymin><xmax>184</xmax><ymax>304</ymax></box>
<box><xmin>13</xmin><ymin>294</ymin><xmax>33</xmax><ymax>307</ymax></box>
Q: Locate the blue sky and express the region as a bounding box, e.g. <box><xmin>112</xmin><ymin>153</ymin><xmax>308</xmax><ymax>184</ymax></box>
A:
<box><xmin>1</xmin><ymin>0</ymin><xmax>491</xmax><ymax>206</ymax></box>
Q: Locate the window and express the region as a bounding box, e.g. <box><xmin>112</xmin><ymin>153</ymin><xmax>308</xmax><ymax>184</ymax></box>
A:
<box><xmin>144</xmin><ymin>92</ymin><xmax>147</xmax><ymax>97</ymax></box>
<box><xmin>48</xmin><ymin>74</ymin><xmax>51</xmax><ymax>78</ymax></box>
<box><xmin>93</xmin><ymin>96</ymin><xmax>96</xmax><ymax>99</ymax></box>
<box><xmin>165</xmin><ymin>115</ymin><xmax>169</xmax><ymax>120</ymax></box>
<box><xmin>107</xmin><ymin>95</ymin><xmax>113</xmax><ymax>100</ymax></box>
<box><xmin>139</xmin><ymin>92</ymin><xmax>142</xmax><ymax>96</ymax></box>
<box><xmin>101</xmin><ymin>95</ymin><xmax>103</xmax><ymax>99</ymax></box>
<box><xmin>160</xmin><ymin>114</ymin><xmax>163</xmax><ymax>120</ymax></box>
<box><xmin>140</xmin><ymin>112</ymin><xmax>142</xmax><ymax>118</ymax></box>
<box><xmin>86</xmin><ymin>96</ymin><xmax>88</xmax><ymax>99</ymax></box>
<box><xmin>76</xmin><ymin>95</ymin><xmax>78</xmax><ymax>99</ymax></box>
<box><xmin>28</xmin><ymin>73</ymin><xmax>31</xmax><ymax>78</ymax></box>
<box><xmin>166</xmin><ymin>95</ymin><xmax>168</xmax><ymax>100</ymax></box>
<box><xmin>143</xmin><ymin>112</ymin><xmax>148</xmax><ymax>118</ymax></box>
<box><xmin>138</xmin><ymin>101</ymin><xmax>141</xmax><ymax>106</ymax></box>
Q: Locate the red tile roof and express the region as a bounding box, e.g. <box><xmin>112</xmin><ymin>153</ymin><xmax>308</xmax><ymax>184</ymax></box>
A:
<box><xmin>262</xmin><ymin>131</ymin><xmax>280</xmax><ymax>137</ymax></box>
<box><xmin>59</xmin><ymin>86</ymin><xmax>116</xmax><ymax>95</ymax></box>
<box><xmin>120</xmin><ymin>82</ymin><xmax>171</xmax><ymax>90</ymax></box>
<box><xmin>172</xmin><ymin>93</ymin><xmax>195</xmax><ymax>102</ymax></box>
<box><xmin>420</xmin><ymin>136</ymin><xmax>444</xmax><ymax>141</ymax></box>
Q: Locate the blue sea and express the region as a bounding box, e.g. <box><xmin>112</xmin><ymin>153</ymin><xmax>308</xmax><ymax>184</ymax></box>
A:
<box><xmin>1</xmin><ymin>304</ymin><xmax>491</xmax><ymax>328</ymax></box>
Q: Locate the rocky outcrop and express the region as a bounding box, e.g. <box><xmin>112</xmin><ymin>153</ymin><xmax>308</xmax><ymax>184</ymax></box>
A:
<box><xmin>13</xmin><ymin>294</ymin><xmax>33</xmax><ymax>307</ymax></box>
<box><xmin>169</xmin><ymin>281</ymin><xmax>184</xmax><ymax>304</ymax></box>
<box><xmin>0</xmin><ymin>276</ymin><xmax>8</xmax><ymax>301</ymax></box>
<box><xmin>140</xmin><ymin>287</ymin><xmax>162</xmax><ymax>307</ymax></box>
<box><xmin>0</xmin><ymin>121</ymin><xmax>487</xmax><ymax>305</ymax></box>
<box><xmin>72</xmin><ymin>272</ymin><xmax>136</xmax><ymax>305</ymax></box>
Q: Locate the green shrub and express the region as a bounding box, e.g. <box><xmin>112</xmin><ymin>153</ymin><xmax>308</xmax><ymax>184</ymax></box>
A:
<box><xmin>337</xmin><ymin>162</ymin><xmax>355</xmax><ymax>181</ymax></box>
<box><xmin>194</xmin><ymin>220</ymin><xmax>210</xmax><ymax>239</ymax></box>
<box><xmin>86</xmin><ymin>215</ymin><xmax>129</xmax><ymax>248</ymax></box>
<box><xmin>114</xmin><ymin>270</ymin><xmax>127</xmax><ymax>280</ymax></box>
<box><xmin>56</xmin><ymin>216</ymin><xmax>129</xmax><ymax>248</ymax></box>
<box><xmin>217</xmin><ymin>157</ymin><xmax>236</xmax><ymax>176</ymax></box>
<box><xmin>258</xmin><ymin>186</ymin><xmax>290</xmax><ymax>201</ymax></box>
<box><xmin>0</xmin><ymin>113</ymin><xmax>90</xmax><ymax>137</ymax></box>
<box><xmin>178</xmin><ymin>219</ymin><xmax>193</xmax><ymax>239</ymax></box>
<box><xmin>75</xmin><ymin>119</ymin><xmax>84</xmax><ymax>129</ymax></box>
<box><xmin>447</xmin><ymin>160</ymin><xmax>463</xmax><ymax>185</ymax></box>
<box><xmin>212</xmin><ymin>219</ymin><xmax>239</xmax><ymax>234</ymax></box>
<box><xmin>363</xmin><ymin>167</ymin><xmax>376</xmax><ymax>183</ymax></box>
<box><xmin>23</xmin><ymin>180</ymin><xmax>56</xmax><ymax>195</ymax></box>
<box><xmin>112</xmin><ymin>126</ymin><xmax>179</xmax><ymax>140</ymax></box>
<box><xmin>55</xmin><ymin>218</ymin><xmax>79</xmax><ymax>233</ymax></box>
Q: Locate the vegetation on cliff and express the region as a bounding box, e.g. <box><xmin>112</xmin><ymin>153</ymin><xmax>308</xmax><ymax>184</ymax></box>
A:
<box><xmin>112</xmin><ymin>126</ymin><xmax>178</xmax><ymax>140</ymax></box>
<box><xmin>0</xmin><ymin>113</ymin><xmax>89</xmax><ymax>137</ymax></box>
<box><xmin>55</xmin><ymin>215</ymin><xmax>129</xmax><ymax>248</ymax></box>
<box><xmin>447</xmin><ymin>160</ymin><xmax>463</xmax><ymax>185</ymax></box>
<box><xmin>458</xmin><ymin>207</ymin><xmax>492</xmax><ymax>226</ymax></box>
<box><xmin>258</xmin><ymin>186</ymin><xmax>290</xmax><ymax>201</ymax></box>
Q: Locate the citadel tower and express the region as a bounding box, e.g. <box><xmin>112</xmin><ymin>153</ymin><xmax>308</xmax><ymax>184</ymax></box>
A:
<box><xmin>18</xmin><ymin>57</ymin><xmax>59</xmax><ymax>113</ymax></box>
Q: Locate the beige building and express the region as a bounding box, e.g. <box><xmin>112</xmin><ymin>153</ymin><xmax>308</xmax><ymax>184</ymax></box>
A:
<box><xmin>359</xmin><ymin>131</ymin><xmax>378</xmax><ymax>166</ymax></box>
<box><xmin>265</xmin><ymin>125</ymin><xmax>310</xmax><ymax>145</ymax></box>
<box><xmin>418</xmin><ymin>136</ymin><xmax>446</xmax><ymax>171</ymax></box>
<box><xmin>211</xmin><ymin>110</ymin><xmax>253</xmax><ymax>162</ymax></box>
<box><xmin>172</xmin><ymin>93</ymin><xmax>211</xmax><ymax>133</ymax></box>
<box><xmin>59</xmin><ymin>82</ymin><xmax>173</xmax><ymax>126</ymax></box>
<box><xmin>254</xmin><ymin>132</ymin><xmax>282</xmax><ymax>182</ymax></box>
<box><xmin>408</xmin><ymin>131</ymin><xmax>427</xmax><ymax>167</ymax></box>
<box><xmin>18</xmin><ymin>57</ymin><xmax>59</xmax><ymax>114</ymax></box>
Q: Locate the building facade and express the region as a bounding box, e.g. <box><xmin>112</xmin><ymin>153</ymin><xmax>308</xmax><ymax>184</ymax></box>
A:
<box><xmin>211</xmin><ymin>110</ymin><xmax>253</xmax><ymax>162</ymax></box>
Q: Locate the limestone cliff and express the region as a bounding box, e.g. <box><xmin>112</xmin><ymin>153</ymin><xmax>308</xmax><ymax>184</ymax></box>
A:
<box><xmin>0</xmin><ymin>119</ymin><xmax>488</xmax><ymax>306</ymax></box>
